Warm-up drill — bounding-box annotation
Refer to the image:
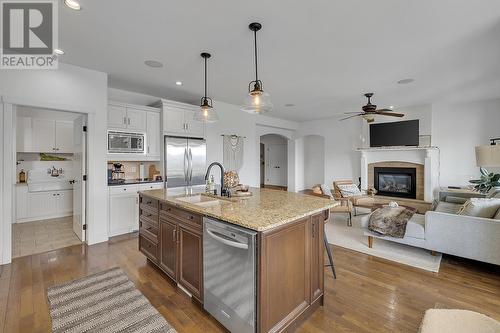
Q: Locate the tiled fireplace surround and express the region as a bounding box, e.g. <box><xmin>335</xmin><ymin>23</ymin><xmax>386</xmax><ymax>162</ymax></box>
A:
<box><xmin>359</xmin><ymin>147</ymin><xmax>440</xmax><ymax>202</ymax></box>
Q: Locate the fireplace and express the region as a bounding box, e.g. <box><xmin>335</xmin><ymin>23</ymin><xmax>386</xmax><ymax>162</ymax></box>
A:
<box><xmin>374</xmin><ymin>167</ymin><xmax>417</xmax><ymax>199</ymax></box>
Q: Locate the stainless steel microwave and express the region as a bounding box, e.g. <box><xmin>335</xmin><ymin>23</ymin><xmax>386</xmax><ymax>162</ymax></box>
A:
<box><xmin>108</xmin><ymin>131</ymin><xmax>145</xmax><ymax>154</ymax></box>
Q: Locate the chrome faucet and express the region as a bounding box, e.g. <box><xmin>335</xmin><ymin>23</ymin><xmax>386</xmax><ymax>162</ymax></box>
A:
<box><xmin>205</xmin><ymin>162</ymin><xmax>227</xmax><ymax>196</ymax></box>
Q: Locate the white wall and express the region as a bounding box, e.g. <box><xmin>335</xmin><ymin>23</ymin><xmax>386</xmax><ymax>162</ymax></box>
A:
<box><xmin>0</xmin><ymin>63</ymin><xmax>108</xmax><ymax>265</ymax></box>
<box><xmin>303</xmin><ymin>135</ymin><xmax>325</xmax><ymax>189</ymax></box>
<box><xmin>433</xmin><ymin>98</ymin><xmax>500</xmax><ymax>186</ymax></box>
<box><xmin>299</xmin><ymin>117</ymin><xmax>364</xmax><ymax>187</ymax></box>
<box><xmin>205</xmin><ymin>101</ymin><xmax>298</xmax><ymax>188</ymax></box>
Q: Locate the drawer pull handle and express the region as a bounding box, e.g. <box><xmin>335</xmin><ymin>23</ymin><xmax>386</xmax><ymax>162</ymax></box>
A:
<box><xmin>146</xmin><ymin>201</ymin><xmax>152</xmax><ymax>204</ymax></box>
<box><xmin>146</xmin><ymin>213</ymin><xmax>152</xmax><ymax>217</ymax></box>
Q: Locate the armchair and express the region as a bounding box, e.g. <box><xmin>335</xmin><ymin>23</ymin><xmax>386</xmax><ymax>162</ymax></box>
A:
<box><xmin>333</xmin><ymin>180</ymin><xmax>375</xmax><ymax>215</ymax></box>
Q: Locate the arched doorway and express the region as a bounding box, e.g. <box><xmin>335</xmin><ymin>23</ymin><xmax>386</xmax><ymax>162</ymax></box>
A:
<box><xmin>260</xmin><ymin>134</ymin><xmax>288</xmax><ymax>190</ymax></box>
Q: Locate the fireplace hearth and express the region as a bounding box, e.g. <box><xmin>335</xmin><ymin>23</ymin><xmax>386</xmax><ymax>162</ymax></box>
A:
<box><xmin>374</xmin><ymin>167</ymin><xmax>417</xmax><ymax>199</ymax></box>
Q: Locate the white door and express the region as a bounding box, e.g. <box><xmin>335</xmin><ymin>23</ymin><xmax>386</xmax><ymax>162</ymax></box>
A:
<box><xmin>55</xmin><ymin>121</ymin><xmax>74</xmax><ymax>153</ymax></box>
<box><xmin>126</xmin><ymin>107</ymin><xmax>147</xmax><ymax>131</ymax></box>
<box><xmin>266</xmin><ymin>144</ymin><xmax>288</xmax><ymax>186</ymax></box>
<box><xmin>163</xmin><ymin>106</ymin><xmax>185</xmax><ymax>134</ymax></box>
<box><xmin>32</xmin><ymin>119</ymin><xmax>56</xmax><ymax>152</ymax></box>
<box><xmin>146</xmin><ymin>111</ymin><xmax>160</xmax><ymax>157</ymax></box>
<box><xmin>109</xmin><ymin>194</ymin><xmax>137</xmax><ymax>236</ymax></box>
<box><xmin>108</xmin><ymin>104</ymin><xmax>127</xmax><ymax>129</ymax></box>
<box><xmin>184</xmin><ymin>110</ymin><xmax>205</xmax><ymax>137</ymax></box>
<box><xmin>72</xmin><ymin>116</ymin><xmax>86</xmax><ymax>242</ymax></box>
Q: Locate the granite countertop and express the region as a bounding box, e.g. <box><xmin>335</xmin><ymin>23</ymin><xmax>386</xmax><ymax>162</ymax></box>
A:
<box><xmin>108</xmin><ymin>179</ymin><xmax>163</xmax><ymax>186</ymax></box>
<box><xmin>139</xmin><ymin>187</ymin><xmax>335</xmax><ymax>232</ymax></box>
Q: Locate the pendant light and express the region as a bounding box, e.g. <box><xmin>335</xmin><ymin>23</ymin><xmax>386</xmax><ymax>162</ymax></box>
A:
<box><xmin>241</xmin><ymin>22</ymin><xmax>273</xmax><ymax>114</ymax></box>
<box><xmin>194</xmin><ymin>52</ymin><xmax>219</xmax><ymax>123</ymax></box>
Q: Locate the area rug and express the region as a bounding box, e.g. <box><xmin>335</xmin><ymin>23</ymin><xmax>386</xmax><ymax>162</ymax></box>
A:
<box><xmin>326</xmin><ymin>212</ymin><xmax>442</xmax><ymax>272</ymax></box>
<box><xmin>46</xmin><ymin>267</ymin><xmax>177</xmax><ymax>333</ymax></box>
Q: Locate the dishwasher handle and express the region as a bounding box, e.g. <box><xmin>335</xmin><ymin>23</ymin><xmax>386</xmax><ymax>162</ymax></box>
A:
<box><xmin>206</xmin><ymin>229</ymin><xmax>248</xmax><ymax>250</ymax></box>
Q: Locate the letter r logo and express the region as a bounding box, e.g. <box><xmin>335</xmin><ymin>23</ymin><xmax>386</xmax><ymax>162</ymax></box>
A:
<box><xmin>2</xmin><ymin>2</ymin><xmax>53</xmax><ymax>54</ymax></box>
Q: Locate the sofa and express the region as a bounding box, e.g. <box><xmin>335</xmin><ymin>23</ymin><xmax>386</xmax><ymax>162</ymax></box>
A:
<box><xmin>362</xmin><ymin>189</ymin><xmax>500</xmax><ymax>265</ymax></box>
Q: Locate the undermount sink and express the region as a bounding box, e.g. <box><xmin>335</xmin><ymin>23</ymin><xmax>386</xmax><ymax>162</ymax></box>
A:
<box><xmin>27</xmin><ymin>178</ymin><xmax>73</xmax><ymax>192</ymax></box>
<box><xmin>176</xmin><ymin>195</ymin><xmax>227</xmax><ymax>207</ymax></box>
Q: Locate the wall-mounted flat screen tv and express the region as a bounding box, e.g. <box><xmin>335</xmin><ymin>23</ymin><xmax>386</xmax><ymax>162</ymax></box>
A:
<box><xmin>369</xmin><ymin>120</ymin><xmax>419</xmax><ymax>147</ymax></box>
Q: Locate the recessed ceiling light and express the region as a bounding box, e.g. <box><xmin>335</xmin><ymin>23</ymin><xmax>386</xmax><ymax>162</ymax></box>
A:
<box><xmin>389</xmin><ymin>105</ymin><xmax>394</xmax><ymax>109</ymax></box>
<box><xmin>284</xmin><ymin>103</ymin><xmax>295</xmax><ymax>107</ymax></box>
<box><xmin>397</xmin><ymin>78</ymin><xmax>415</xmax><ymax>84</ymax></box>
<box><xmin>144</xmin><ymin>60</ymin><xmax>163</xmax><ymax>68</ymax></box>
<box><xmin>64</xmin><ymin>0</ymin><xmax>81</xmax><ymax>10</ymax></box>
<box><xmin>53</xmin><ymin>48</ymin><xmax>65</xmax><ymax>55</ymax></box>
<box><xmin>175</xmin><ymin>81</ymin><xmax>182</xmax><ymax>86</ymax></box>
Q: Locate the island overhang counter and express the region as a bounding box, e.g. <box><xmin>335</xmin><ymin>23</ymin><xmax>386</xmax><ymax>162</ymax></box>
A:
<box><xmin>137</xmin><ymin>187</ymin><xmax>335</xmax><ymax>333</ymax></box>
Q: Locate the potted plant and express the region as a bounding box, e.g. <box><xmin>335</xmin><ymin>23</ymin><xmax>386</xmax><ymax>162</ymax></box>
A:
<box><xmin>469</xmin><ymin>167</ymin><xmax>500</xmax><ymax>194</ymax></box>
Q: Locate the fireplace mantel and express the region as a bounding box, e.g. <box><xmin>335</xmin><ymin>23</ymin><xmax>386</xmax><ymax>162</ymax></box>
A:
<box><xmin>358</xmin><ymin>146</ymin><xmax>440</xmax><ymax>202</ymax></box>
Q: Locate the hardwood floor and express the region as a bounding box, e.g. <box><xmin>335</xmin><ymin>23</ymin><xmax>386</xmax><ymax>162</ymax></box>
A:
<box><xmin>1</xmin><ymin>234</ymin><xmax>499</xmax><ymax>333</ymax></box>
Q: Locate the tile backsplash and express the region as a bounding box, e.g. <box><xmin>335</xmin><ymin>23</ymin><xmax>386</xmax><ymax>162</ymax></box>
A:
<box><xmin>107</xmin><ymin>161</ymin><xmax>161</xmax><ymax>180</ymax></box>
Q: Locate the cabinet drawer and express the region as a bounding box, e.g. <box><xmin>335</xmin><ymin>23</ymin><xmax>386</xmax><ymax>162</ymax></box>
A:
<box><xmin>160</xmin><ymin>203</ymin><xmax>202</xmax><ymax>226</ymax></box>
<box><xmin>139</xmin><ymin>219</ymin><xmax>158</xmax><ymax>243</ymax></box>
<box><xmin>139</xmin><ymin>235</ymin><xmax>158</xmax><ymax>262</ymax></box>
<box><xmin>138</xmin><ymin>183</ymin><xmax>163</xmax><ymax>191</ymax></box>
<box><xmin>140</xmin><ymin>204</ymin><xmax>158</xmax><ymax>223</ymax></box>
<box><xmin>109</xmin><ymin>185</ymin><xmax>139</xmax><ymax>195</ymax></box>
<box><xmin>140</xmin><ymin>196</ymin><xmax>158</xmax><ymax>209</ymax></box>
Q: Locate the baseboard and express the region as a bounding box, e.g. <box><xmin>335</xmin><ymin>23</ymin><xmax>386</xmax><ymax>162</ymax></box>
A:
<box><xmin>15</xmin><ymin>212</ymin><xmax>73</xmax><ymax>223</ymax></box>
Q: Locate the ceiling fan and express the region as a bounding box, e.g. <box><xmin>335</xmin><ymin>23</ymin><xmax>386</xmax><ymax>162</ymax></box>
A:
<box><xmin>340</xmin><ymin>93</ymin><xmax>404</xmax><ymax>123</ymax></box>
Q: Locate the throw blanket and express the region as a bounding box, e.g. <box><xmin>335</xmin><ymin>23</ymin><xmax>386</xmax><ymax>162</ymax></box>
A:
<box><xmin>369</xmin><ymin>207</ymin><xmax>415</xmax><ymax>238</ymax></box>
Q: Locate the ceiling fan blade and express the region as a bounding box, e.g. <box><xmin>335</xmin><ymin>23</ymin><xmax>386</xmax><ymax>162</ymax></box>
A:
<box><xmin>339</xmin><ymin>114</ymin><xmax>364</xmax><ymax>121</ymax></box>
<box><xmin>343</xmin><ymin>111</ymin><xmax>363</xmax><ymax>114</ymax></box>
<box><xmin>376</xmin><ymin>108</ymin><xmax>393</xmax><ymax>112</ymax></box>
<box><xmin>376</xmin><ymin>112</ymin><xmax>405</xmax><ymax>117</ymax></box>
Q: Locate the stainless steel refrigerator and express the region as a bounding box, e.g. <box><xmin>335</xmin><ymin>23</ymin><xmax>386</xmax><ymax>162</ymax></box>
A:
<box><xmin>164</xmin><ymin>136</ymin><xmax>207</xmax><ymax>188</ymax></box>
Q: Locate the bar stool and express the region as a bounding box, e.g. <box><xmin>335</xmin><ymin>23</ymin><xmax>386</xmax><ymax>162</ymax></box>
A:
<box><xmin>323</xmin><ymin>229</ymin><xmax>337</xmax><ymax>279</ymax></box>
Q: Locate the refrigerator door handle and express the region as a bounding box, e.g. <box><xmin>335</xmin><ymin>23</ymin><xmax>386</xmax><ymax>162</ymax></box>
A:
<box><xmin>184</xmin><ymin>148</ymin><xmax>189</xmax><ymax>182</ymax></box>
<box><xmin>188</xmin><ymin>148</ymin><xmax>193</xmax><ymax>182</ymax></box>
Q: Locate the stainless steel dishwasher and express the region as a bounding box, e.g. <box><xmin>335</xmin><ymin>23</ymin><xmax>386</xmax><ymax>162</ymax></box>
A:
<box><xmin>203</xmin><ymin>217</ymin><xmax>257</xmax><ymax>333</ymax></box>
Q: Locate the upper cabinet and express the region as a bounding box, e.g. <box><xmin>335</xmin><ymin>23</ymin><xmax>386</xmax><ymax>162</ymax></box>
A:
<box><xmin>108</xmin><ymin>103</ymin><xmax>147</xmax><ymax>132</ymax></box>
<box><xmin>161</xmin><ymin>100</ymin><xmax>205</xmax><ymax>138</ymax></box>
<box><xmin>17</xmin><ymin>118</ymin><xmax>74</xmax><ymax>153</ymax></box>
<box><xmin>107</xmin><ymin>102</ymin><xmax>161</xmax><ymax>161</ymax></box>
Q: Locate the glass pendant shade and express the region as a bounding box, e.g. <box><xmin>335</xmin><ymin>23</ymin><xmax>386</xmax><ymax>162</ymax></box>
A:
<box><xmin>241</xmin><ymin>89</ymin><xmax>273</xmax><ymax>114</ymax></box>
<box><xmin>242</xmin><ymin>22</ymin><xmax>273</xmax><ymax>114</ymax></box>
<box><xmin>194</xmin><ymin>99</ymin><xmax>219</xmax><ymax>123</ymax></box>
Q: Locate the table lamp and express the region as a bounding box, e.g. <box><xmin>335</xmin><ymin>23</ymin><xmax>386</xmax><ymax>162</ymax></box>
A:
<box><xmin>475</xmin><ymin>138</ymin><xmax>500</xmax><ymax>167</ymax></box>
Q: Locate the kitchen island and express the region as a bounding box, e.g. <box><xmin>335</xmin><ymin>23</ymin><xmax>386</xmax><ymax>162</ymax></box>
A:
<box><xmin>138</xmin><ymin>187</ymin><xmax>335</xmax><ymax>333</ymax></box>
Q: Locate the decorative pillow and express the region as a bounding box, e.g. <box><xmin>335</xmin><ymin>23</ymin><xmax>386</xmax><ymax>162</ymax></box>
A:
<box><xmin>320</xmin><ymin>184</ymin><xmax>333</xmax><ymax>198</ymax></box>
<box><xmin>337</xmin><ymin>184</ymin><xmax>362</xmax><ymax>197</ymax></box>
<box><xmin>445</xmin><ymin>196</ymin><xmax>468</xmax><ymax>204</ymax></box>
<box><xmin>457</xmin><ymin>198</ymin><xmax>500</xmax><ymax>218</ymax></box>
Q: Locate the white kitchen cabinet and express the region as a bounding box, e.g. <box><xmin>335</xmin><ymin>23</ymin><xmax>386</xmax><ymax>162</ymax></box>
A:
<box><xmin>17</xmin><ymin>117</ymin><xmax>74</xmax><ymax>153</ymax></box>
<box><xmin>108</xmin><ymin>103</ymin><xmax>148</xmax><ymax>132</ymax></box>
<box><xmin>16</xmin><ymin>117</ymin><xmax>33</xmax><ymax>152</ymax></box>
<box><xmin>146</xmin><ymin>111</ymin><xmax>161</xmax><ymax>157</ymax></box>
<box><xmin>56</xmin><ymin>190</ymin><xmax>73</xmax><ymax>215</ymax></box>
<box><xmin>108</xmin><ymin>104</ymin><xmax>128</xmax><ymax>129</ymax></box>
<box><xmin>15</xmin><ymin>185</ymin><xmax>28</xmax><ymax>220</ymax></box>
<box><xmin>32</xmin><ymin>119</ymin><xmax>56</xmax><ymax>153</ymax></box>
<box><xmin>163</xmin><ymin>106</ymin><xmax>186</xmax><ymax>135</ymax></box>
<box><xmin>55</xmin><ymin>121</ymin><xmax>74</xmax><ymax>153</ymax></box>
<box><xmin>27</xmin><ymin>191</ymin><xmax>57</xmax><ymax>218</ymax></box>
<box><xmin>16</xmin><ymin>189</ymin><xmax>73</xmax><ymax>223</ymax></box>
<box><xmin>163</xmin><ymin>104</ymin><xmax>205</xmax><ymax>137</ymax></box>
<box><xmin>126</xmin><ymin>107</ymin><xmax>147</xmax><ymax>131</ymax></box>
<box><xmin>184</xmin><ymin>110</ymin><xmax>205</xmax><ymax>137</ymax></box>
<box><xmin>108</xmin><ymin>185</ymin><xmax>139</xmax><ymax>236</ymax></box>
